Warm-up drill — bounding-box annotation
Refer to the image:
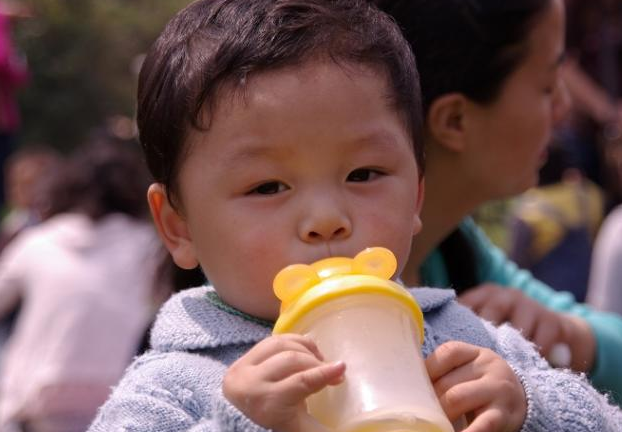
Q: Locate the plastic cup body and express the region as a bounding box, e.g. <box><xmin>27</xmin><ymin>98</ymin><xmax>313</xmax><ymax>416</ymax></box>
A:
<box><xmin>288</xmin><ymin>293</ymin><xmax>454</xmax><ymax>432</ymax></box>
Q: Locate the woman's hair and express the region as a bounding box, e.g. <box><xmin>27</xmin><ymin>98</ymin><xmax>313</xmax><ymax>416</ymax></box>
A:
<box><xmin>137</xmin><ymin>0</ymin><xmax>424</xmax><ymax>208</ymax></box>
<box><xmin>40</xmin><ymin>132</ymin><xmax>151</xmax><ymax>221</ymax></box>
<box><xmin>376</xmin><ymin>0</ymin><xmax>551</xmax><ymax>112</ymax></box>
<box><xmin>437</xmin><ymin>229</ymin><xmax>478</xmax><ymax>293</ymax></box>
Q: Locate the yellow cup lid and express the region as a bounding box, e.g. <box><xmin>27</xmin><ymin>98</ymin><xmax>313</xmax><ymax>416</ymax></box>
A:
<box><xmin>272</xmin><ymin>247</ymin><xmax>424</xmax><ymax>341</ymax></box>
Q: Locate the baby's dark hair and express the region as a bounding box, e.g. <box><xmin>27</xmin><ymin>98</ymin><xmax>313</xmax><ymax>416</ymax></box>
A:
<box><xmin>376</xmin><ymin>0</ymin><xmax>551</xmax><ymax>113</ymax></box>
<box><xmin>137</xmin><ymin>0</ymin><xmax>424</xmax><ymax>208</ymax></box>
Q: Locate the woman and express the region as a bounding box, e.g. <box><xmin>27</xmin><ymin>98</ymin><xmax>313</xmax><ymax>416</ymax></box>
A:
<box><xmin>377</xmin><ymin>0</ymin><xmax>622</xmax><ymax>402</ymax></box>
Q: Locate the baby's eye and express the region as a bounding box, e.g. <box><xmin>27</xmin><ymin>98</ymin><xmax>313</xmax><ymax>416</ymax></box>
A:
<box><xmin>248</xmin><ymin>181</ymin><xmax>289</xmax><ymax>195</ymax></box>
<box><xmin>347</xmin><ymin>168</ymin><xmax>383</xmax><ymax>182</ymax></box>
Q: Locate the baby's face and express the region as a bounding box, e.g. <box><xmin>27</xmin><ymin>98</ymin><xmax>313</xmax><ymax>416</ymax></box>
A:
<box><xmin>173</xmin><ymin>61</ymin><xmax>422</xmax><ymax>320</ymax></box>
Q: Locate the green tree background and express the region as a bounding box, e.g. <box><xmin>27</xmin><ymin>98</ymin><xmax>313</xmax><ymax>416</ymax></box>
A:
<box><xmin>13</xmin><ymin>0</ymin><xmax>191</xmax><ymax>152</ymax></box>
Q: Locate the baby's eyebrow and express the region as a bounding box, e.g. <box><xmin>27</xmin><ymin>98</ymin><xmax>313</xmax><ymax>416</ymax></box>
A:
<box><xmin>343</xmin><ymin>130</ymin><xmax>407</xmax><ymax>154</ymax></box>
<box><xmin>220</xmin><ymin>129</ymin><xmax>406</xmax><ymax>169</ymax></box>
<box><xmin>220</xmin><ymin>142</ymin><xmax>291</xmax><ymax>169</ymax></box>
<box><xmin>359</xmin><ymin>132</ymin><xmax>400</xmax><ymax>147</ymax></box>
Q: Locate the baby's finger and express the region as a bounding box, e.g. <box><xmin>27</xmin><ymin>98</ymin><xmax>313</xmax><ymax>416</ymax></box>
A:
<box><xmin>261</xmin><ymin>349</ymin><xmax>326</xmax><ymax>382</ymax></box>
<box><xmin>435</xmin><ymin>379</ymin><xmax>491</xmax><ymax>422</ymax></box>
<box><xmin>246</xmin><ymin>334</ymin><xmax>323</xmax><ymax>365</ymax></box>
<box><xmin>432</xmin><ymin>361</ymin><xmax>483</xmax><ymax>399</ymax></box>
<box><xmin>426</xmin><ymin>341</ymin><xmax>479</xmax><ymax>382</ymax></box>
<box><xmin>461</xmin><ymin>407</ymin><xmax>505</xmax><ymax>432</ymax></box>
<box><xmin>276</xmin><ymin>361</ymin><xmax>346</xmax><ymax>402</ymax></box>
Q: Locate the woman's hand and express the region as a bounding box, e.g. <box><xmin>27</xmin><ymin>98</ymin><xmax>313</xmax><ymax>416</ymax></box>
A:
<box><xmin>458</xmin><ymin>283</ymin><xmax>595</xmax><ymax>372</ymax></box>
<box><xmin>222</xmin><ymin>334</ymin><xmax>345</xmax><ymax>432</ymax></box>
<box><xmin>426</xmin><ymin>341</ymin><xmax>526</xmax><ymax>432</ymax></box>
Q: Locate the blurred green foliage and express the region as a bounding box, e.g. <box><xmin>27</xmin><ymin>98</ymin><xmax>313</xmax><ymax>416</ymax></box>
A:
<box><xmin>12</xmin><ymin>0</ymin><xmax>192</xmax><ymax>152</ymax></box>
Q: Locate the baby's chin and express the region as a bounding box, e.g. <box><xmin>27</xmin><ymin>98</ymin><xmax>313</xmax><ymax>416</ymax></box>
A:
<box><xmin>224</xmin><ymin>293</ymin><xmax>280</xmax><ymax>322</ymax></box>
<box><xmin>248</xmin><ymin>305</ymin><xmax>280</xmax><ymax>322</ymax></box>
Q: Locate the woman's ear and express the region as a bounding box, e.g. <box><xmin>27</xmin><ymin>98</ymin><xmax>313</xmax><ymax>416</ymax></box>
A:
<box><xmin>148</xmin><ymin>183</ymin><xmax>199</xmax><ymax>270</ymax></box>
<box><xmin>426</xmin><ymin>93</ymin><xmax>468</xmax><ymax>153</ymax></box>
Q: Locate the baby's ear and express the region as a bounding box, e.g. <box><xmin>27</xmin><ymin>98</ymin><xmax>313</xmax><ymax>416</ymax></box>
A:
<box><xmin>148</xmin><ymin>183</ymin><xmax>199</xmax><ymax>270</ymax></box>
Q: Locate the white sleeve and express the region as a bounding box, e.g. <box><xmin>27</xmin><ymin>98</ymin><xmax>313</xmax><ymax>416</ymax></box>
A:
<box><xmin>0</xmin><ymin>236</ymin><xmax>30</xmax><ymax>318</ymax></box>
<box><xmin>586</xmin><ymin>206</ymin><xmax>622</xmax><ymax>316</ymax></box>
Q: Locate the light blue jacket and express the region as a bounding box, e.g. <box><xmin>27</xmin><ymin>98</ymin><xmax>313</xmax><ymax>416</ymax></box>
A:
<box><xmin>421</xmin><ymin>218</ymin><xmax>622</xmax><ymax>403</ymax></box>
<box><xmin>88</xmin><ymin>286</ymin><xmax>622</xmax><ymax>431</ymax></box>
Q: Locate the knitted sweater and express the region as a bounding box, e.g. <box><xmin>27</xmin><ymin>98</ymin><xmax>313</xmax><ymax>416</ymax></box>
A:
<box><xmin>88</xmin><ymin>286</ymin><xmax>622</xmax><ymax>431</ymax></box>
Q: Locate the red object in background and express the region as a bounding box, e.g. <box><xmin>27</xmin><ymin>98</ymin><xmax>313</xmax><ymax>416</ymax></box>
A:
<box><xmin>0</xmin><ymin>7</ymin><xmax>29</xmax><ymax>133</ymax></box>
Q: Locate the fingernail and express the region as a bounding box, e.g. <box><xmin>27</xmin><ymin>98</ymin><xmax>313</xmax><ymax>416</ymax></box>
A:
<box><xmin>331</xmin><ymin>360</ymin><xmax>346</xmax><ymax>369</ymax></box>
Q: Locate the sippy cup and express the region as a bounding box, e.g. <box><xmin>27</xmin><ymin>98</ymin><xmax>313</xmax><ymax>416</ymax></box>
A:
<box><xmin>272</xmin><ymin>247</ymin><xmax>455</xmax><ymax>432</ymax></box>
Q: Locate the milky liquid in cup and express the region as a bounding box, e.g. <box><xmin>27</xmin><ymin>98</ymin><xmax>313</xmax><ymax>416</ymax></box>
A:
<box><xmin>289</xmin><ymin>294</ymin><xmax>454</xmax><ymax>432</ymax></box>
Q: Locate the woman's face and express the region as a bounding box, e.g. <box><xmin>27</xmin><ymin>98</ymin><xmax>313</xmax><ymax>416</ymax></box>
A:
<box><xmin>464</xmin><ymin>0</ymin><xmax>568</xmax><ymax>200</ymax></box>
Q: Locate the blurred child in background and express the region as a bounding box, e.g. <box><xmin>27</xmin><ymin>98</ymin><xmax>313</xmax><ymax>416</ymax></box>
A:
<box><xmin>0</xmin><ymin>146</ymin><xmax>60</xmax><ymax>251</ymax></box>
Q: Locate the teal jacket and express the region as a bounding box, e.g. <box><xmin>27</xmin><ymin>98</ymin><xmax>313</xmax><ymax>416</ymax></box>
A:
<box><xmin>421</xmin><ymin>218</ymin><xmax>622</xmax><ymax>403</ymax></box>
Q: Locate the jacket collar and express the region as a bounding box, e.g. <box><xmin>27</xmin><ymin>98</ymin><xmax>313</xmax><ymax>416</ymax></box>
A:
<box><xmin>151</xmin><ymin>286</ymin><xmax>455</xmax><ymax>352</ymax></box>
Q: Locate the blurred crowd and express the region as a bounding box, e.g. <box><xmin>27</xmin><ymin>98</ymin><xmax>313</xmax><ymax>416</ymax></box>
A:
<box><xmin>0</xmin><ymin>132</ymin><xmax>173</xmax><ymax>432</ymax></box>
<box><xmin>0</xmin><ymin>5</ymin><xmax>184</xmax><ymax>431</ymax></box>
<box><xmin>0</xmin><ymin>0</ymin><xmax>621</xmax><ymax>430</ymax></box>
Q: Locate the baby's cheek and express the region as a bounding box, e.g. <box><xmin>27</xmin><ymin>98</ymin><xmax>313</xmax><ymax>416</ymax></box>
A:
<box><xmin>238</xmin><ymin>244</ymin><xmax>287</xmax><ymax>312</ymax></box>
<box><xmin>365</xmin><ymin>211</ymin><xmax>414</xmax><ymax>258</ymax></box>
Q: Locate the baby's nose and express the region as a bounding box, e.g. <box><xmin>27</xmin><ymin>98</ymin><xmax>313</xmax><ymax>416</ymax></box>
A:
<box><xmin>299</xmin><ymin>207</ymin><xmax>352</xmax><ymax>243</ymax></box>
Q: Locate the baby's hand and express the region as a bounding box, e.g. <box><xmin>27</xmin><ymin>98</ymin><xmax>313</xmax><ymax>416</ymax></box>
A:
<box><xmin>426</xmin><ymin>341</ymin><xmax>526</xmax><ymax>432</ymax></box>
<box><xmin>223</xmin><ymin>334</ymin><xmax>345</xmax><ymax>432</ymax></box>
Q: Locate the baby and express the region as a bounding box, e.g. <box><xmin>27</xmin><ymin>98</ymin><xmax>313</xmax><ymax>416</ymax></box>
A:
<box><xmin>88</xmin><ymin>0</ymin><xmax>622</xmax><ymax>431</ymax></box>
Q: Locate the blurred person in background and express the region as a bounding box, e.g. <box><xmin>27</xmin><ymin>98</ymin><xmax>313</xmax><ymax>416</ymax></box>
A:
<box><xmin>0</xmin><ymin>1</ymin><xmax>29</xmax><ymax>210</ymax></box>
<box><xmin>587</xmin><ymin>204</ymin><xmax>622</xmax><ymax>317</ymax></box>
<box><xmin>0</xmin><ymin>146</ymin><xmax>59</xmax><ymax>381</ymax></box>
<box><xmin>507</xmin><ymin>143</ymin><xmax>604</xmax><ymax>302</ymax></box>
<box><xmin>0</xmin><ymin>146</ymin><xmax>61</xmax><ymax>251</ymax></box>
<box><xmin>0</xmin><ymin>133</ymin><xmax>167</xmax><ymax>432</ymax></box>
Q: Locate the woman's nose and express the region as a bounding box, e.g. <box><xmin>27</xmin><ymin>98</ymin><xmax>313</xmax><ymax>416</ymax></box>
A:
<box><xmin>298</xmin><ymin>206</ymin><xmax>352</xmax><ymax>243</ymax></box>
